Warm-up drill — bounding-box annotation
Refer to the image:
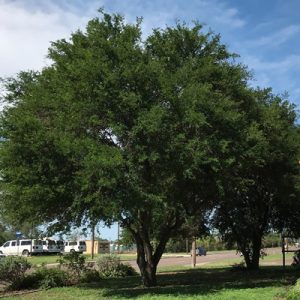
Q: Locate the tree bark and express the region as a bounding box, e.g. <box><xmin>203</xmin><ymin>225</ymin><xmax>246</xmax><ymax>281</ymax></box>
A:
<box><xmin>242</xmin><ymin>236</ymin><xmax>262</xmax><ymax>270</ymax></box>
<box><xmin>135</xmin><ymin>232</ymin><xmax>172</xmax><ymax>286</ymax></box>
<box><xmin>126</xmin><ymin>222</ymin><xmax>173</xmax><ymax>287</ymax></box>
<box><xmin>135</xmin><ymin>232</ymin><xmax>157</xmax><ymax>287</ymax></box>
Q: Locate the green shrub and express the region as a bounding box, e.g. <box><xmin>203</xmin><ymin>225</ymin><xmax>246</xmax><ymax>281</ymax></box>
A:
<box><xmin>97</xmin><ymin>254</ymin><xmax>137</xmax><ymax>278</ymax></box>
<box><xmin>116</xmin><ymin>263</ymin><xmax>137</xmax><ymax>276</ymax></box>
<box><xmin>81</xmin><ymin>269</ymin><xmax>101</xmax><ymax>283</ymax></box>
<box><xmin>35</xmin><ymin>268</ymin><xmax>70</xmax><ymax>289</ymax></box>
<box><xmin>0</xmin><ymin>256</ymin><xmax>31</xmax><ymax>287</ymax></box>
<box><xmin>13</xmin><ymin>268</ymin><xmax>70</xmax><ymax>290</ymax></box>
<box><xmin>57</xmin><ymin>252</ymin><xmax>86</xmax><ymax>281</ymax></box>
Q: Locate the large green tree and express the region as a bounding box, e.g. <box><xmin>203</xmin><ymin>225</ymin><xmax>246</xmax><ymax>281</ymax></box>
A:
<box><xmin>0</xmin><ymin>11</ymin><xmax>290</xmax><ymax>285</ymax></box>
<box><xmin>213</xmin><ymin>89</ymin><xmax>300</xmax><ymax>269</ymax></box>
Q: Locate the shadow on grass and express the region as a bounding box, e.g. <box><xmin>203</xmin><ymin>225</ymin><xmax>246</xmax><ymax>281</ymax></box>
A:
<box><xmin>80</xmin><ymin>266</ymin><xmax>300</xmax><ymax>298</ymax></box>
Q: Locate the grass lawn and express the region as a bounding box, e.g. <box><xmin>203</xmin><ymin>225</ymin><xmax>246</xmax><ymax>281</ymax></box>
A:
<box><xmin>26</xmin><ymin>253</ymin><xmax>138</xmax><ymax>267</ymax></box>
<box><xmin>2</xmin><ymin>265</ymin><xmax>299</xmax><ymax>300</ymax></box>
<box><xmin>25</xmin><ymin>255</ymin><xmax>62</xmax><ymax>266</ymax></box>
<box><xmin>1</xmin><ymin>251</ymin><xmax>298</xmax><ymax>299</ymax></box>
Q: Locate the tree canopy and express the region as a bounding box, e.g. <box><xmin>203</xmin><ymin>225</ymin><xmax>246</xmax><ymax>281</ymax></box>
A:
<box><xmin>1</xmin><ymin>11</ymin><xmax>299</xmax><ymax>285</ymax></box>
<box><xmin>213</xmin><ymin>90</ymin><xmax>300</xmax><ymax>269</ymax></box>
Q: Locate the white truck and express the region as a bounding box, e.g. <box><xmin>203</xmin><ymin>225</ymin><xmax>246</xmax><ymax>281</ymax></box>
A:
<box><xmin>0</xmin><ymin>239</ymin><xmax>43</xmax><ymax>256</ymax></box>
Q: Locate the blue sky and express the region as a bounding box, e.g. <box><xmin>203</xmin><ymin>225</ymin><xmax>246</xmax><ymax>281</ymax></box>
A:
<box><xmin>1</xmin><ymin>0</ymin><xmax>300</xmax><ymax>106</ymax></box>
<box><xmin>1</xmin><ymin>0</ymin><xmax>300</xmax><ymax>239</ymax></box>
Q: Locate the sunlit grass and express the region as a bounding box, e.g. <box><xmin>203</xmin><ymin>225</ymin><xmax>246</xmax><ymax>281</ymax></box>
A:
<box><xmin>1</xmin><ymin>266</ymin><xmax>296</xmax><ymax>300</ymax></box>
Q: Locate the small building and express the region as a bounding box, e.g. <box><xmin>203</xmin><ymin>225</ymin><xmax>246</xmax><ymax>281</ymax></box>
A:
<box><xmin>85</xmin><ymin>240</ymin><xmax>110</xmax><ymax>255</ymax></box>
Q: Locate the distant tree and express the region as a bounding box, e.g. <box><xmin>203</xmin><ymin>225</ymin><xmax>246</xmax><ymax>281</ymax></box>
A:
<box><xmin>0</xmin><ymin>217</ymin><xmax>41</xmax><ymax>243</ymax></box>
<box><xmin>213</xmin><ymin>89</ymin><xmax>300</xmax><ymax>269</ymax></box>
<box><xmin>0</xmin><ymin>221</ymin><xmax>14</xmax><ymax>245</ymax></box>
<box><xmin>0</xmin><ymin>11</ymin><xmax>290</xmax><ymax>285</ymax></box>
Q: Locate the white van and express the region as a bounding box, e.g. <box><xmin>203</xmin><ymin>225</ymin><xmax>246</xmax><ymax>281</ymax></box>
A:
<box><xmin>0</xmin><ymin>239</ymin><xmax>43</xmax><ymax>256</ymax></box>
<box><xmin>64</xmin><ymin>241</ymin><xmax>86</xmax><ymax>253</ymax></box>
<box><xmin>42</xmin><ymin>239</ymin><xmax>60</xmax><ymax>254</ymax></box>
<box><xmin>56</xmin><ymin>240</ymin><xmax>65</xmax><ymax>252</ymax></box>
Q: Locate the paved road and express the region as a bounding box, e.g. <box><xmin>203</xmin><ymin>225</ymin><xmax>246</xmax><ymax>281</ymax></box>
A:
<box><xmin>126</xmin><ymin>248</ymin><xmax>290</xmax><ymax>270</ymax></box>
<box><xmin>126</xmin><ymin>250</ymin><xmax>241</xmax><ymax>270</ymax></box>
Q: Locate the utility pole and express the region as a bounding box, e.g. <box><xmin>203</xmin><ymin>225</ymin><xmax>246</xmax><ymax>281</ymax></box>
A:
<box><xmin>117</xmin><ymin>222</ymin><xmax>120</xmax><ymax>254</ymax></box>
<box><xmin>91</xmin><ymin>224</ymin><xmax>95</xmax><ymax>260</ymax></box>
<box><xmin>281</xmin><ymin>234</ymin><xmax>285</xmax><ymax>269</ymax></box>
<box><xmin>191</xmin><ymin>237</ymin><xmax>196</xmax><ymax>268</ymax></box>
<box><xmin>186</xmin><ymin>238</ymin><xmax>189</xmax><ymax>254</ymax></box>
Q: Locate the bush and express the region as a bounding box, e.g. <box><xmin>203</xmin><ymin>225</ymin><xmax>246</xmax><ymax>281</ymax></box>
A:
<box><xmin>81</xmin><ymin>269</ymin><xmax>101</xmax><ymax>283</ymax></box>
<box><xmin>116</xmin><ymin>263</ymin><xmax>137</xmax><ymax>276</ymax></box>
<box><xmin>57</xmin><ymin>252</ymin><xmax>86</xmax><ymax>282</ymax></box>
<box><xmin>14</xmin><ymin>269</ymin><xmax>67</xmax><ymax>290</ymax></box>
<box><xmin>12</xmin><ymin>273</ymin><xmax>40</xmax><ymax>290</ymax></box>
<box><xmin>13</xmin><ymin>268</ymin><xmax>70</xmax><ymax>290</ymax></box>
<box><xmin>97</xmin><ymin>254</ymin><xmax>137</xmax><ymax>278</ymax></box>
<box><xmin>35</xmin><ymin>268</ymin><xmax>70</xmax><ymax>289</ymax></box>
<box><xmin>0</xmin><ymin>256</ymin><xmax>31</xmax><ymax>286</ymax></box>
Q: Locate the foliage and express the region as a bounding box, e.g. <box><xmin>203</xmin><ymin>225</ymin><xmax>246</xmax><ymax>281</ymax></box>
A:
<box><xmin>97</xmin><ymin>254</ymin><xmax>137</xmax><ymax>278</ymax></box>
<box><xmin>1</xmin><ymin>10</ymin><xmax>299</xmax><ymax>286</ymax></box>
<box><xmin>165</xmin><ymin>235</ymin><xmax>231</xmax><ymax>253</ymax></box>
<box><xmin>14</xmin><ymin>267</ymin><xmax>70</xmax><ymax>290</ymax></box>
<box><xmin>57</xmin><ymin>252</ymin><xmax>86</xmax><ymax>282</ymax></box>
<box><xmin>9</xmin><ymin>265</ymin><xmax>100</xmax><ymax>291</ymax></box>
<box><xmin>196</xmin><ymin>236</ymin><xmax>231</xmax><ymax>251</ymax></box>
<box><xmin>0</xmin><ymin>219</ymin><xmax>41</xmax><ymax>245</ymax></box>
<box><xmin>0</xmin><ymin>256</ymin><xmax>31</xmax><ymax>286</ymax></box>
<box><xmin>81</xmin><ymin>269</ymin><xmax>102</xmax><ymax>283</ymax></box>
<box><xmin>287</xmin><ymin>279</ymin><xmax>300</xmax><ymax>300</ymax></box>
<box><xmin>1</xmin><ymin>266</ymin><xmax>296</xmax><ymax>299</ymax></box>
<box><xmin>262</xmin><ymin>233</ymin><xmax>281</xmax><ymax>248</ymax></box>
<box><xmin>0</xmin><ymin>221</ymin><xmax>14</xmax><ymax>245</ymax></box>
<box><xmin>119</xmin><ymin>228</ymin><xmax>135</xmax><ymax>247</ymax></box>
<box><xmin>212</xmin><ymin>90</ymin><xmax>300</xmax><ymax>269</ymax></box>
<box><xmin>35</xmin><ymin>268</ymin><xmax>71</xmax><ymax>289</ymax></box>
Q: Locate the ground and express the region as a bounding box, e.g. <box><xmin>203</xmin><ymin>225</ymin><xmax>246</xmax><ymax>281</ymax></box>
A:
<box><xmin>0</xmin><ymin>248</ymin><xmax>298</xmax><ymax>299</ymax></box>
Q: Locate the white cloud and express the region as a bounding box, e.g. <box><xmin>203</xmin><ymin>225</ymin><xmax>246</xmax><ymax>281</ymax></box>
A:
<box><xmin>0</xmin><ymin>0</ymin><xmax>99</xmax><ymax>77</ymax></box>
<box><xmin>213</xmin><ymin>7</ymin><xmax>245</xmax><ymax>28</ymax></box>
<box><xmin>244</xmin><ymin>54</ymin><xmax>300</xmax><ymax>72</ymax></box>
<box><xmin>243</xmin><ymin>54</ymin><xmax>300</xmax><ymax>105</ymax></box>
<box><xmin>101</xmin><ymin>0</ymin><xmax>246</xmax><ymax>34</ymax></box>
<box><xmin>0</xmin><ymin>0</ymin><xmax>246</xmax><ymax>78</ymax></box>
<box><xmin>246</xmin><ymin>25</ymin><xmax>300</xmax><ymax>48</ymax></box>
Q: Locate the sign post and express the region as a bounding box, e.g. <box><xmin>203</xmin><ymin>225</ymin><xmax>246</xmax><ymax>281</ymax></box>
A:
<box><xmin>16</xmin><ymin>231</ymin><xmax>22</xmax><ymax>256</ymax></box>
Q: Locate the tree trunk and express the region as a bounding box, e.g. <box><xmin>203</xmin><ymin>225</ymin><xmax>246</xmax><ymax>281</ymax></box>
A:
<box><xmin>138</xmin><ymin>257</ymin><xmax>157</xmax><ymax>287</ymax></box>
<box><xmin>248</xmin><ymin>237</ymin><xmax>261</xmax><ymax>270</ymax></box>
<box><xmin>242</xmin><ymin>236</ymin><xmax>262</xmax><ymax>270</ymax></box>
<box><xmin>127</xmin><ymin>224</ymin><xmax>171</xmax><ymax>287</ymax></box>
<box><xmin>136</xmin><ymin>235</ymin><xmax>171</xmax><ymax>286</ymax></box>
<box><xmin>124</xmin><ymin>210</ymin><xmax>182</xmax><ymax>287</ymax></box>
<box><xmin>135</xmin><ymin>234</ymin><xmax>158</xmax><ymax>287</ymax></box>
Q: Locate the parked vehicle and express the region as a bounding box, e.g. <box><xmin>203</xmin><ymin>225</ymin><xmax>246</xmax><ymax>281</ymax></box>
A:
<box><xmin>64</xmin><ymin>241</ymin><xmax>86</xmax><ymax>253</ymax></box>
<box><xmin>197</xmin><ymin>246</ymin><xmax>207</xmax><ymax>256</ymax></box>
<box><xmin>191</xmin><ymin>246</ymin><xmax>207</xmax><ymax>256</ymax></box>
<box><xmin>0</xmin><ymin>239</ymin><xmax>43</xmax><ymax>256</ymax></box>
<box><xmin>42</xmin><ymin>238</ymin><xmax>61</xmax><ymax>254</ymax></box>
<box><xmin>56</xmin><ymin>240</ymin><xmax>65</xmax><ymax>252</ymax></box>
